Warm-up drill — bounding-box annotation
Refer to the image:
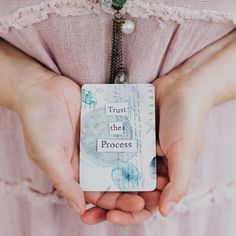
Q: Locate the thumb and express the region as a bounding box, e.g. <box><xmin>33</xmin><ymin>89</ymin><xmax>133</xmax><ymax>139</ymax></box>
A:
<box><xmin>159</xmin><ymin>139</ymin><xmax>199</xmax><ymax>217</ymax></box>
<box><xmin>40</xmin><ymin>152</ymin><xmax>86</xmax><ymax>215</ymax></box>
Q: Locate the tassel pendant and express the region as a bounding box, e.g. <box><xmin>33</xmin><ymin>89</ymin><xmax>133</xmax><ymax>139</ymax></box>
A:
<box><xmin>101</xmin><ymin>0</ymin><xmax>135</xmax><ymax>84</ymax></box>
<box><xmin>109</xmin><ymin>11</ymin><xmax>127</xmax><ymax>84</ymax></box>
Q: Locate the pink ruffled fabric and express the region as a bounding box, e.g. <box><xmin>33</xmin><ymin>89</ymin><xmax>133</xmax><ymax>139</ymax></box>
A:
<box><xmin>0</xmin><ymin>0</ymin><xmax>236</xmax><ymax>32</ymax></box>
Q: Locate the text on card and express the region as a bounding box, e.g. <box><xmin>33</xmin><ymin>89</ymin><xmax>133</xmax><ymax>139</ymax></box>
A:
<box><xmin>106</xmin><ymin>102</ymin><xmax>128</xmax><ymax>116</ymax></box>
<box><xmin>97</xmin><ymin>139</ymin><xmax>137</xmax><ymax>152</ymax></box>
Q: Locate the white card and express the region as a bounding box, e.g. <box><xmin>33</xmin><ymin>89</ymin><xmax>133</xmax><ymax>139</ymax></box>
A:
<box><xmin>80</xmin><ymin>84</ymin><xmax>156</xmax><ymax>191</ymax></box>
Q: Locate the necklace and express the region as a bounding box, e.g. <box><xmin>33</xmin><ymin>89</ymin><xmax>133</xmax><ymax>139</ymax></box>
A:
<box><xmin>101</xmin><ymin>0</ymin><xmax>136</xmax><ymax>84</ymax></box>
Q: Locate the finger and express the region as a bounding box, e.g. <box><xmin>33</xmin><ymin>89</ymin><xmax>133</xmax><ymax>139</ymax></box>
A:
<box><xmin>107</xmin><ymin>194</ymin><xmax>160</xmax><ymax>227</ymax></box>
<box><xmin>81</xmin><ymin>207</ymin><xmax>107</xmax><ymax>225</ymax></box>
<box><xmin>71</xmin><ymin>122</ymin><xmax>80</xmax><ymax>182</ymax></box>
<box><xmin>139</xmin><ymin>190</ymin><xmax>161</xmax><ymax>211</ymax></box>
<box><xmin>156</xmin><ymin>175</ymin><xmax>169</xmax><ymax>191</ymax></box>
<box><xmin>107</xmin><ymin>210</ymin><xmax>151</xmax><ymax>226</ymax></box>
<box><xmin>157</xmin><ymin>157</ymin><xmax>168</xmax><ymax>176</ymax></box>
<box><xmin>95</xmin><ymin>192</ymin><xmax>145</xmax><ymax>212</ymax></box>
<box><xmin>139</xmin><ymin>178</ymin><xmax>167</xmax><ymax>212</ymax></box>
<box><xmin>84</xmin><ymin>191</ymin><xmax>101</xmax><ymax>204</ymax></box>
<box><xmin>157</xmin><ymin>142</ymin><xmax>165</xmax><ymax>156</ymax></box>
<box><xmin>71</xmin><ymin>145</ymin><xmax>79</xmax><ymax>182</ymax></box>
<box><xmin>107</xmin><ymin>192</ymin><xmax>161</xmax><ymax>226</ymax></box>
<box><xmin>40</xmin><ymin>155</ymin><xmax>86</xmax><ymax>215</ymax></box>
<box><xmin>84</xmin><ymin>191</ymin><xmax>161</xmax><ymax>226</ymax></box>
<box><xmin>159</xmin><ymin>142</ymin><xmax>196</xmax><ymax>217</ymax></box>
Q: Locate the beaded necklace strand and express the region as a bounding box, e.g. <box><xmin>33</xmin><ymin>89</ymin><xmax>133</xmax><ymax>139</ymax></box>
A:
<box><xmin>101</xmin><ymin>0</ymin><xmax>136</xmax><ymax>84</ymax></box>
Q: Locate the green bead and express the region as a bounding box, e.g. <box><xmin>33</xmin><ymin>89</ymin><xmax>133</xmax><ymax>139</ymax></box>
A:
<box><xmin>112</xmin><ymin>0</ymin><xmax>127</xmax><ymax>8</ymax></box>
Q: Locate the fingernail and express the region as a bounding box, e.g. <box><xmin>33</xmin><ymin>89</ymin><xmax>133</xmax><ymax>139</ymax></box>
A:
<box><xmin>166</xmin><ymin>201</ymin><xmax>176</xmax><ymax>215</ymax></box>
<box><xmin>68</xmin><ymin>201</ymin><xmax>81</xmax><ymax>215</ymax></box>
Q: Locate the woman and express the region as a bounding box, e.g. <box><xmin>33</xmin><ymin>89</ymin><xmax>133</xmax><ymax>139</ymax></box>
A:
<box><xmin>0</xmin><ymin>0</ymin><xmax>236</xmax><ymax>235</ymax></box>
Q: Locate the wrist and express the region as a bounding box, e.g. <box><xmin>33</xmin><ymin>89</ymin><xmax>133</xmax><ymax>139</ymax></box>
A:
<box><xmin>176</xmin><ymin>31</ymin><xmax>236</xmax><ymax>107</ymax></box>
<box><xmin>0</xmin><ymin>39</ymin><xmax>57</xmax><ymax>111</ymax></box>
<box><xmin>153</xmin><ymin>73</ymin><xmax>214</xmax><ymax>133</ymax></box>
<box><xmin>180</xmin><ymin>72</ymin><xmax>216</xmax><ymax>110</ymax></box>
<box><xmin>8</xmin><ymin>64</ymin><xmax>57</xmax><ymax>114</ymax></box>
<box><xmin>12</xmin><ymin>67</ymin><xmax>57</xmax><ymax>115</ymax></box>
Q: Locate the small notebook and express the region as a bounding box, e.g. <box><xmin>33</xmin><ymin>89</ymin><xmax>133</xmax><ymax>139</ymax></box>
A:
<box><xmin>80</xmin><ymin>84</ymin><xmax>156</xmax><ymax>191</ymax></box>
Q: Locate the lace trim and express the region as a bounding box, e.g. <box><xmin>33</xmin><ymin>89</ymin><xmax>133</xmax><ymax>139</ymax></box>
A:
<box><xmin>0</xmin><ymin>0</ymin><xmax>236</xmax><ymax>33</ymax></box>
<box><xmin>175</xmin><ymin>182</ymin><xmax>236</xmax><ymax>213</ymax></box>
<box><xmin>1</xmin><ymin>178</ymin><xmax>236</xmax><ymax>215</ymax></box>
<box><xmin>152</xmin><ymin>182</ymin><xmax>236</xmax><ymax>220</ymax></box>
<box><xmin>0</xmin><ymin>179</ymin><xmax>63</xmax><ymax>205</ymax></box>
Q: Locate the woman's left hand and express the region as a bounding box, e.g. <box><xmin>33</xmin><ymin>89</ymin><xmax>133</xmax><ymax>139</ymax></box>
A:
<box><xmin>81</xmin><ymin>29</ymin><xmax>236</xmax><ymax>225</ymax></box>
<box><xmin>81</xmin><ymin>67</ymin><xmax>212</xmax><ymax>225</ymax></box>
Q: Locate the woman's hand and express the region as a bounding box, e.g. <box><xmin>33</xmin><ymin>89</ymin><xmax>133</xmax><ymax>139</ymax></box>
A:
<box><xmin>13</xmin><ymin>74</ymin><xmax>87</xmax><ymax>214</ymax></box>
<box><xmin>84</xmin><ymin>28</ymin><xmax>236</xmax><ymax>225</ymax></box>
<box><xmin>0</xmin><ymin>39</ymin><xmax>146</xmax><ymax>222</ymax></box>
<box><xmin>1</xmin><ymin>26</ymin><xmax>236</xmax><ymax>225</ymax></box>
<box><xmin>153</xmin><ymin>73</ymin><xmax>212</xmax><ymax>216</ymax></box>
<box><xmin>154</xmin><ymin>29</ymin><xmax>236</xmax><ymax>216</ymax></box>
<box><xmin>14</xmin><ymin>74</ymin><xmax>146</xmax><ymax>218</ymax></box>
<box><xmin>81</xmin><ymin>174</ymin><xmax>169</xmax><ymax>225</ymax></box>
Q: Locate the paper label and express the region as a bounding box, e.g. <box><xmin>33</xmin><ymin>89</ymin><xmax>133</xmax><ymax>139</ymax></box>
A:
<box><xmin>106</xmin><ymin>103</ymin><xmax>128</xmax><ymax>116</ymax></box>
<box><xmin>108</xmin><ymin>121</ymin><xmax>124</xmax><ymax>135</ymax></box>
<box><xmin>97</xmin><ymin>139</ymin><xmax>137</xmax><ymax>152</ymax></box>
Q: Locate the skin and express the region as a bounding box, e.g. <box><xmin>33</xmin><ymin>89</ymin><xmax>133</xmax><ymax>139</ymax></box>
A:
<box><xmin>1</xmin><ymin>29</ymin><xmax>236</xmax><ymax>226</ymax></box>
<box><xmin>82</xmin><ymin>29</ymin><xmax>236</xmax><ymax>224</ymax></box>
<box><xmin>0</xmin><ymin>39</ymin><xmax>147</xmax><ymax>217</ymax></box>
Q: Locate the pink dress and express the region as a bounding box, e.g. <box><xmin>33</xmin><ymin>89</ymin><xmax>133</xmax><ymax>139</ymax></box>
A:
<box><xmin>0</xmin><ymin>1</ymin><xmax>236</xmax><ymax>235</ymax></box>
